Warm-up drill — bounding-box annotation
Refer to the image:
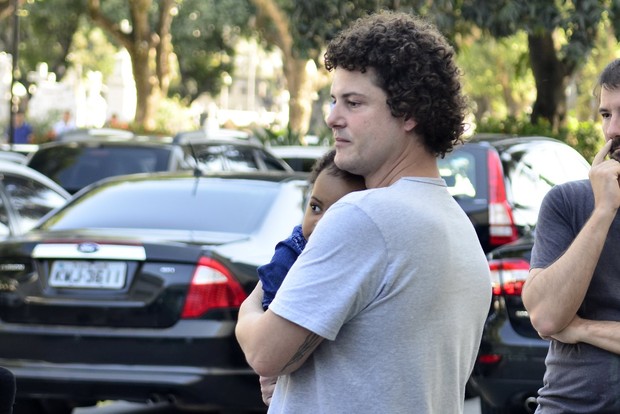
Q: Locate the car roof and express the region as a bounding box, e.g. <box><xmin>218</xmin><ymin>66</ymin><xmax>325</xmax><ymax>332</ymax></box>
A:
<box><xmin>70</xmin><ymin>169</ymin><xmax>308</xmax><ymax>197</ymax></box>
<box><xmin>464</xmin><ymin>133</ymin><xmax>563</xmax><ymax>148</ymax></box>
<box><xmin>31</xmin><ymin>134</ymin><xmax>266</xmax><ymax>151</ymax></box>
<box><xmin>173</xmin><ymin>128</ymin><xmax>252</xmax><ymax>142</ymax></box>
<box><xmin>269</xmin><ymin>145</ymin><xmax>331</xmax><ymax>158</ymax></box>
<box><xmin>56</xmin><ymin>128</ymin><xmax>135</xmax><ymax>142</ymax></box>
<box><xmin>104</xmin><ymin>169</ymin><xmax>308</xmax><ymax>184</ymax></box>
<box><xmin>0</xmin><ymin>160</ymin><xmax>71</xmax><ymax>198</ymax></box>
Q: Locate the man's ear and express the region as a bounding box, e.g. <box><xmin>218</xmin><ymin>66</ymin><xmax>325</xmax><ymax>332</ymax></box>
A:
<box><xmin>404</xmin><ymin>117</ymin><xmax>417</xmax><ymax>133</ymax></box>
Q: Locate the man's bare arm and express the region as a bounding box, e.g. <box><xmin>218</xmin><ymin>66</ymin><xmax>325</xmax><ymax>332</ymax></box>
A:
<box><xmin>522</xmin><ymin>140</ymin><xmax>620</xmax><ymax>337</ymax></box>
<box><xmin>549</xmin><ymin>316</ymin><xmax>620</xmax><ymax>355</ymax></box>
<box><xmin>235</xmin><ymin>282</ymin><xmax>324</xmax><ymax>377</ymax></box>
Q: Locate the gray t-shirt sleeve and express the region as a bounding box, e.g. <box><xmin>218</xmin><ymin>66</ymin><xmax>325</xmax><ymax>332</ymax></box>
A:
<box><xmin>531</xmin><ymin>183</ymin><xmax>581</xmax><ymax>270</ymax></box>
<box><xmin>268</xmin><ymin>201</ymin><xmax>388</xmax><ymax>341</ymax></box>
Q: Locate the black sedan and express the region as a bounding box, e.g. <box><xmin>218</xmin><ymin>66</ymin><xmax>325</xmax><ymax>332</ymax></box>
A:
<box><xmin>0</xmin><ymin>170</ymin><xmax>308</xmax><ymax>414</ymax></box>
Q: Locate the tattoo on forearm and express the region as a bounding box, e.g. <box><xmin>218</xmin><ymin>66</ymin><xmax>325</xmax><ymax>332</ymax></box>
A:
<box><xmin>281</xmin><ymin>333</ymin><xmax>321</xmax><ymax>373</ymax></box>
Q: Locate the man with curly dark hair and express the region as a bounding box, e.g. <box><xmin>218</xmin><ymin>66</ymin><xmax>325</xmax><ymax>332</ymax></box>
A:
<box><xmin>236</xmin><ymin>10</ymin><xmax>491</xmax><ymax>413</ymax></box>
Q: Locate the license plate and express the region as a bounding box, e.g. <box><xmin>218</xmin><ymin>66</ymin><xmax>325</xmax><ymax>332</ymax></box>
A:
<box><xmin>49</xmin><ymin>261</ymin><xmax>127</xmax><ymax>289</ymax></box>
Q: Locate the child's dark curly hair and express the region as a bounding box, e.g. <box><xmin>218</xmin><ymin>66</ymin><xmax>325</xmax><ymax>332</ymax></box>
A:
<box><xmin>324</xmin><ymin>10</ymin><xmax>468</xmax><ymax>157</ymax></box>
<box><xmin>308</xmin><ymin>149</ymin><xmax>366</xmax><ymax>187</ymax></box>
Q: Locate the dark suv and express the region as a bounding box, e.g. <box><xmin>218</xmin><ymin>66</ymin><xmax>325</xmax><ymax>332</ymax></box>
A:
<box><xmin>439</xmin><ymin>134</ymin><xmax>590</xmax><ymax>253</ymax></box>
<box><xmin>26</xmin><ymin>130</ymin><xmax>292</xmax><ymax>194</ymax></box>
<box><xmin>471</xmin><ymin>234</ymin><xmax>545</xmax><ymax>414</ymax></box>
<box><xmin>442</xmin><ymin>135</ymin><xmax>591</xmax><ymax>413</ymax></box>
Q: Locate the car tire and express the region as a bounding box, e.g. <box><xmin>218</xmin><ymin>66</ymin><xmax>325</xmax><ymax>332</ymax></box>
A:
<box><xmin>13</xmin><ymin>399</ymin><xmax>74</xmax><ymax>414</ymax></box>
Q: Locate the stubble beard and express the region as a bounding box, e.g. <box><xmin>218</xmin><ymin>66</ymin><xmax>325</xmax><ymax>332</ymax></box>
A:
<box><xmin>611</xmin><ymin>137</ymin><xmax>620</xmax><ymax>162</ymax></box>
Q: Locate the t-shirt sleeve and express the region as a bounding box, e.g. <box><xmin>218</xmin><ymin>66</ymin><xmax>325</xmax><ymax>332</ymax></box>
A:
<box><xmin>268</xmin><ymin>202</ymin><xmax>388</xmax><ymax>341</ymax></box>
<box><xmin>530</xmin><ymin>184</ymin><xmax>579</xmax><ymax>270</ymax></box>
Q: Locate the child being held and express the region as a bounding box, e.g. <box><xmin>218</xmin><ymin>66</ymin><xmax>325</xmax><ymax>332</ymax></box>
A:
<box><xmin>258</xmin><ymin>149</ymin><xmax>366</xmax><ymax>310</ymax></box>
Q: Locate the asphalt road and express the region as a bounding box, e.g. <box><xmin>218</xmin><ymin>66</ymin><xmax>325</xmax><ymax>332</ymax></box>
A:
<box><xmin>74</xmin><ymin>398</ymin><xmax>483</xmax><ymax>414</ymax></box>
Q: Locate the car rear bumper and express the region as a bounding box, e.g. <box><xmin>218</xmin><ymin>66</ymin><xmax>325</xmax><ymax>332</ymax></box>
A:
<box><xmin>469</xmin><ymin>319</ymin><xmax>548</xmax><ymax>410</ymax></box>
<box><xmin>0</xmin><ymin>319</ymin><xmax>264</xmax><ymax>410</ymax></box>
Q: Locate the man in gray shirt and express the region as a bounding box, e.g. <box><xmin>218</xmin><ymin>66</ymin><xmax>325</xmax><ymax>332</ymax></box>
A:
<box><xmin>236</xmin><ymin>10</ymin><xmax>491</xmax><ymax>413</ymax></box>
<box><xmin>523</xmin><ymin>59</ymin><xmax>620</xmax><ymax>412</ymax></box>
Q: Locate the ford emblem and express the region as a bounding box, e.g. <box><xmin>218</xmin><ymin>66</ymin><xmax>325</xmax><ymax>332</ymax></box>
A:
<box><xmin>77</xmin><ymin>242</ymin><xmax>100</xmax><ymax>253</ymax></box>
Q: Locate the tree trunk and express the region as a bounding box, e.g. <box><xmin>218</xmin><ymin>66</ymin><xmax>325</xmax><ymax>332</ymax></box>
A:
<box><xmin>87</xmin><ymin>0</ymin><xmax>174</xmax><ymax>132</ymax></box>
<box><xmin>284</xmin><ymin>58</ymin><xmax>314</xmax><ymax>139</ymax></box>
<box><xmin>250</xmin><ymin>0</ymin><xmax>315</xmax><ymax>139</ymax></box>
<box><xmin>528</xmin><ymin>32</ymin><xmax>569</xmax><ymax>130</ymax></box>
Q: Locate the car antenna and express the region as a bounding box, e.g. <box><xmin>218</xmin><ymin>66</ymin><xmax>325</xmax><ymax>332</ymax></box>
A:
<box><xmin>188</xmin><ymin>142</ymin><xmax>202</xmax><ymax>178</ymax></box>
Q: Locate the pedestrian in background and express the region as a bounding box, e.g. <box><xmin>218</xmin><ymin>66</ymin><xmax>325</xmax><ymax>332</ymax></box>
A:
<box><xmin>236</xmin><ymin>10</ymin><xmax>491</xmax><ymax>413</ymax></box>
<box><xmin>51</xmin><ymin>110</ymin><xmax>76</xmax><ymax>138</ymax></box>
<box><xmin>523</xmin><ymin>59</ymin><xmax>620</xmax><ymax>412</ymax></box>
<box><xmin>12</xmin><ymin>112</ymin><xmax>34</xmax><ymax>144</ymax></box>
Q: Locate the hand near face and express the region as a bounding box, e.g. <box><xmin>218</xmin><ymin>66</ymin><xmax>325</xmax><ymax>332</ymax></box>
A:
<box><xmin>589</xmin><ymin>139</ymin><xmax>620</xmax><ymax>212</ymax></box>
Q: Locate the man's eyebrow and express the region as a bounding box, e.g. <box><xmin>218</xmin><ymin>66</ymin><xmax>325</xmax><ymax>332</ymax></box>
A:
<box><xmin>331</xmin><ymin>91</ymin><xmax>366</xmax><ymax>99</ymax></box>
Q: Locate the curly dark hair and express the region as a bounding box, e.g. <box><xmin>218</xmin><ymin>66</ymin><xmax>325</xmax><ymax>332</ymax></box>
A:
<box><xmin>308</xmin><ymin>149</ymin><xmax>366</xmax><ymax>187</ymax></box>
<box><xmin>324</xmin><ymin>10</ymin><xmax>468</xmax><ymax>157</ymax></box>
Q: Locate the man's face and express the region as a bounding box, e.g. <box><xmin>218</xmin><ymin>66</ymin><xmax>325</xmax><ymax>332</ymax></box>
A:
<box><xmin>599</xmin><ymin>87</ymin><xmax>620</xmax><ymax>161</ymax></box>
<box><xmin>326</xmin><ymin>68</ymin><xmax>412</xmax><ymax>186</ymax></box>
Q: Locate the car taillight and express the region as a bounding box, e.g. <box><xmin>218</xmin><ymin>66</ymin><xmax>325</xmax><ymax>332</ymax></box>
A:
<box><xmin>487</xmin><ymin>151</ymin><xmax>518</xmax><ymax>248</ymax></box>
<box><xmin>181</xmin><ymin>257</ymin><xmax>248</xmax><ymax>318</ymax></box>
<box><xmin>489</xmin><ymin>258</ymin><xmax>530</xmax><ymax>296</ymax></box>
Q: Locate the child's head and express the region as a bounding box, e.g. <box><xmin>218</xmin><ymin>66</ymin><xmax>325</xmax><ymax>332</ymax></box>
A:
<box><xmin>302</xmin><ymin>149</ymin><xmax>366</xmax><ymax>239</ymax></box>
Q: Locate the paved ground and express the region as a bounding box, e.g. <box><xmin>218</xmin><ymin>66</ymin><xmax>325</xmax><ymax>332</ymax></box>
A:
<box><xmin>75</xmin><ymin>397</ymin><xmax>483</xmax><ymax>414</ymax></box>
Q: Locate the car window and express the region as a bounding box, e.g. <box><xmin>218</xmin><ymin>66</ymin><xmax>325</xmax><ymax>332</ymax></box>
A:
<box><xmin>259</xmin><ymin>152</ymin><xmax>289</xmax><ymax>171</ymax></box>
<box><xmin>438</xmin><ymin>151</ymin><xmax>477</xmax><ymax>198</ymax></box>
<box><xmin>194</xmin><ymin>145</ymin><xmax>260</xmax><ymax>171</ymax></box>
<box><xmin>505</xmin><ymin>143</ymin><xmax>590</xmax><ymax>227</ymax></box>
<box><xmin>42</xmin><ymin>179</ymin><xmax>281</xmax><ymax>234</ymax></box>
<box><xmin>2</xmin><ymin>173</ymin><xmax>68</xmax><ymax>232</ymax></box>
<box><xmin>29</xmin><ymin>146</ymin><xmax>172</xmax><ymax>193</ymax></box>
<box><xmin>0</xmin><ymin>194</ymin><xmax>10</xmax><ymax>237</ymax></box>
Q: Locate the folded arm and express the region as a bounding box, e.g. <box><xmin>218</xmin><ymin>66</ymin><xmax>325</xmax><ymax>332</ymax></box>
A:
<box><xmin>549</xmin><ymin>316</ymin><xmax>620</xmax><ymax>355</ymax></box>
<box><xmin>235</xmin><ymin>282</ymin><xmax>323</xmax><ymax>377</ymax></box>
<box><xmin>523</xmin><ymin>141</ymin><xmax>620</xmax><ymax>337</ymax></box>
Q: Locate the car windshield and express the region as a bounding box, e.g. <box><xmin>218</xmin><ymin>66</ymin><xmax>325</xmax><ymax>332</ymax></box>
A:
<box><xmin>40</xmin><ymin>177</ymin><xmax>280</xmax><ymax>234</ymax></box>
<box><xmin>28</xmin><ymin>145</ymin><xmax>172</xmax><ymax>193</ymax></box>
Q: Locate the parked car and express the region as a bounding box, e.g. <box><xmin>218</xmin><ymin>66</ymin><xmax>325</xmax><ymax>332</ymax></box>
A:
<box><xmin>269</xmin><ymin>145</ymin><xmax>331</xmax><ymax>173</ymax></box>
<box><xmin>443</xmin><ymin>135</ymin><xmax>592</xmax><ymax>413</ymax></box>
<box><xmin>0</xmin><ymin>150</ymin><xmax>28</xmax><ymax>164</ymax></box>
<box><xmin>26</xmin><ymin>131</ymin><xmax>293</xmax><ymax>194</ymax></box>
<box><xmin>470</xmin><ymin>233</ymin><xmax>546</xmax><ymax>414</ymax></box>
<box><xmin>438</xmin><ymin>134</ymin><xmax>591</xmax><ymax>253</ymax></box>
<box><xmin>0</xmin><ymin>160</ymin><xmax>70</xmax><ymax>239</ymax></box>
<box><xmin>55</xmin><ymin>127</ymin><xmax>135</xmax><ymax>142</ymax></box>
<box><xmin>0</xmin><ymin>170</ymin><xmax>308</xmax><ymax>414</ymax></box>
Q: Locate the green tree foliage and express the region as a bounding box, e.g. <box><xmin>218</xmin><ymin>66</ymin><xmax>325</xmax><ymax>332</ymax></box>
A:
<box><xmin>457</xmin><ymin>0</ymin><xmax>611</xmax><ymax>130</ymax></box>
<box><xmin>170</xmin><ymin>0</ymin><xmax>252</xmax><ymax>101</ymax></box>
<box><xmin>17</xmin><ymin>0</ymin><xmax>83</xmax><ymax>82</ymax></box>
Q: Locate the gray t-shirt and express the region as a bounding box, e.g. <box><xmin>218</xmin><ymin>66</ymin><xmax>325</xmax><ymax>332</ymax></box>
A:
<box><xmin>268</xmin><ymin>177</ymin><xmax>492</xmax><ymax>414</ymax></box>
<box><xmin>531</xmin><ymin>179</ymin><xmax>620</xmax><ymax>413</ymax></box>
